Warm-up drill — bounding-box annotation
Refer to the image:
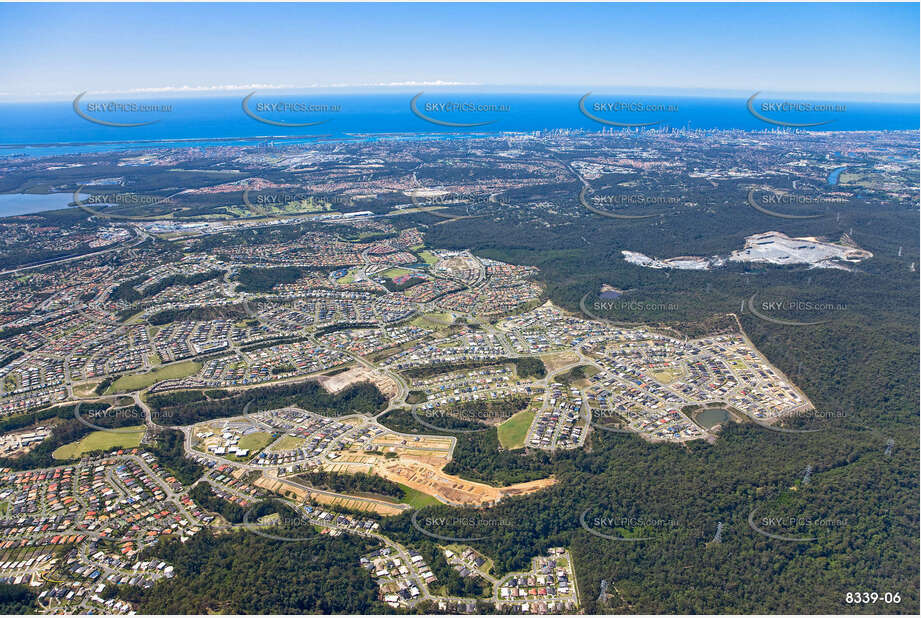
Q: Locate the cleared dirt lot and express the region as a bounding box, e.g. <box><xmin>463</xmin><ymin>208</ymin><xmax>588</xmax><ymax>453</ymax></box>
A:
<box><xmin>256</xmin><ymin>420</ymin><xmax>554</xmax><ymax>509</ymax></box>
<box><xmin>319</xmin><ymin>427</ymin><xmax>553</xmax><ymax>507</ymax></box>
<box><xmin>254</xmin><ymin>474</ymin><xmax>408</xmax><ymax>516</ymax></box>
<box><xmin>376</xmin><ymin>460</ymin><xmax>555</xmax><ymax>507</ymax></box>
<box><xmin>318</xmin><ymin>366</ymin><xmax>398</xmax><ymax>398</ymax></box>
<box><xmin>541</xmin><ymin>351</ymin><xmax>581</xmax><ymax>373</ymax></box>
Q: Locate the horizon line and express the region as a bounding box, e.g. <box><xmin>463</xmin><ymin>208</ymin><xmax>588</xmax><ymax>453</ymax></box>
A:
<box><xmin>1</xmin><ymin>84</ymin><xmax>918</xmax><ymax>105</ymax></box>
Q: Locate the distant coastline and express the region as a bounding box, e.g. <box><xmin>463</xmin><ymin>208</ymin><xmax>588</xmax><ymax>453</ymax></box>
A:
<box><xmin>1</xmin><ymin>93</ymin><xmax>917</xmax><ymax>157</ymax></box>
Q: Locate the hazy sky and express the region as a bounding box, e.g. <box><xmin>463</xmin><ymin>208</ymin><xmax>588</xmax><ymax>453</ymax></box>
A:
<box><xmin>1</xmin><ymin>2</ymin><xmax>918</xmax><ymax>100</ymax></box>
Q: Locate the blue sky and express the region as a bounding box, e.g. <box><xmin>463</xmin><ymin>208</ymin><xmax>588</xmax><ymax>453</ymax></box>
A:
<box><xmin>0</xmin><ymin>2</ymin><xmax>918</xmax><ymax>100</ymax></box>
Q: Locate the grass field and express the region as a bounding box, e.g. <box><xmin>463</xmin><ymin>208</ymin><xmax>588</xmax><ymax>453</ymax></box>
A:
<box><xmin>559</xmin><ymin>364</ymin><xmax>600</xmax><ymax>386</ymax></box>
<box><xmin>105</xmin><ymin>360</ymin><xmax>202</xmax><ymax>394</ymax></box>
<box><xmin>72</xmin><ymin>382</ymin><xmax>101</xmax><ymax>398</ymax></box>
<box><xmin>406</xmin><ymin>391</ymin><xmax>428</xmax><ymax>405</ymax></box>
<box><xmin>409</xmin><ymin>312</ymin><xmax>454</xmax><ymax>328</ymax></box>
<box><xmin>397</xmin><ymin>483</ymin><xmax>442</xmax><ymax>508</ymax></box>
<box><xmin>238</xmin><ymin>431</ymin><xmax>275</xmax><ymax>453</ymax></box>
<box><xmin>337</xmin><ymin>268</ymin><xmax>359</xmax><ymax>284</ymax></box>
<box><xmin>444</xmin><ymin>543</ymin><xmax>494</xmax><ymax>575</ymax></box>
<box><xmin>124</xmin><ymin>312</ymin><xmax>146</xmax><ymax>324</ymax></box>
<box><xmin>52</xmin><ymin>426</ymin><xmax>145</xmax><ymax>460</ymax></box>
<box><xmin>266</xmin><ymin>434</ymin><xmax>305</xmax><ymax>452</ymax></box>
<box><xmin>650</xmin><ymin>368</ymin><xmax>678</xmax><ymax>384</ymax></box>
<box><xmin>381</xmin><ymin>267</ymin><xmax>412</xmax><ymax>279</ymax></box>
<box><xmin>497</xmin><ymin>408</ymin><xmax>536</xmax><ymax>450</ymax></box>
<box><xmin>417</xmin><ymin>250</ymin><xmax>440</xmax><ymax>265</ymax></box>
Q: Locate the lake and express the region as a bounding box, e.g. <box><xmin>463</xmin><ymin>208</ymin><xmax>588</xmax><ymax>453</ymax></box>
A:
<box><xmin>695</xmin><ymin>408</ymin><xmax>730</xmax><ymax>429</ymax></box>
<box><xmin>0</xmin><ymin>193</ymin><xmax>75</xmax><ymax>218</ymax></box>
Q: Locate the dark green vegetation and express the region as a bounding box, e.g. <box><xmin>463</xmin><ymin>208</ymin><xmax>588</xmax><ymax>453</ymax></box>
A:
<box><xmin>126</xmin><ymin>524</ymin><xmax>384</xmax><ymax>613</ymax></box>
<box><xmin>0</xmin><ymin>318</ymin><xmax>55</xmax><ymax>340</ymax></box>
<box><xmin>556</xmin><ymin>365</ymin><xmax>588</xmax><ymax>385</ymax></box>
<box><xmin>0</xmin><ymin>403</ymin><xmax>141</xmax><ymax>470</ymax></box>
<box><xmin>189</xmin><ymin>482</ymin><xmax>248</xmax><ymax>523</ymax></box>
<box><xmin>0</xmin><ymin>350</ymin><xmax>23</xmax><ymax>369</ymax></box>
<box><xmin>4</xmin><ymin>140</ymin><xmax>915</xmax><ymax>613</ymax></box>
<box><xmin>313</xmin><ymin>322</ymin><xmax>378</xmax><ymax>336</ymax></box>
<box><xmin>147</xmin><ymin>303</ymin><xmax>249</xmax><ymax>325</ymax></box>
<box><xmin>147</xmin><ymin>390</ymin><xmax>207</xmax><ymax>407</ymax></box>
<box><xmin>378</xmin><ymin>418</ymin><xmax>917</xmax><ymax>613</ymax></box>
<box><xmin>401</xmin><ymin>359</ymin><xmax>511</xmax><ymax>379</ymax></box>
<box><xmin>410</xmin><ymin>540</ymin><xmax>492</xmax><ymax>599</ymax></box>
<box><xmin>0</xmin><ymin>583</ymin><xmax>37</xmax><ymax>614</ymax></box>
<box><xmin>380</xmin><ymin>409</ymin><xmax>554</xmax><ymax>486</ymax></box>
<box><xmin>238</xmin><ymin>335</ymin><xmax>310</xmax><ymax>352</ymax></box>
<box><xmin>0</xmin><ymin>403</ymin><xmax>68</xmax><ymax>434</ymax></box>
<box><xmin>93</xmin><ymin>376</ymin><xmax>115</xmax><ymax>395</ymax></box>
<box><xmin>146</xmin><ymin>380</ymin><xmax>387</xmax><ymax>425</ymax></box>
<box><xmin>188</xmin><ymin>219</ymin><xmax>373</xmax><ymax>254</ymax></box>
<box><xmin>296</xmin><ymin>470</ymin><xmax>404</xmax><ymax>499</ymax></box>
<box><xmin>435</xmin><ymin>396</ymin><xmax>530</xmax><ymax>425</ymax></box>
<box><xmin>109</xmin><ymin>276</ymin><xmax>150</xmax><ymax>302</ymax></box>
<box><xmin>406</xmin><ymin>390</ymin><xmax>428</xmax><ymax>404</ymax></box>
<box><xmin>513</xmin><ymin>356</ymin><xmax>546</xmax><ymax>379</ymax></box>
<box><xmin>146</xmin><ymin>428</ymin><xmax>204</xmax><ymax>486</ymax></box>
<box><xmin>382</xmin><ymin>275</ymin><xmax>426</xmax><ymax>293</ymax></box>
<box><xmin>0</xmin><ymin>203</ymin><xmax>118</xmax><ymax>269</ymax></box>
<box><xmin>401</xmin><ymin>185</ymin><xmax>920</xmax><ymax>612</ymax></box>
<box><xmin>401</xmin><ymin>357</ymin><xmax>544</xmax><ymax>380</ymax></box>
<box><xmin>233</xmin><ymin>266</ymin><xmax>304</xmax><ymax>292</ymax></box>
<box><xmin>109</xmin><ymin>270</ymin><xmax>223</xmax><ymax>303</ymax></box>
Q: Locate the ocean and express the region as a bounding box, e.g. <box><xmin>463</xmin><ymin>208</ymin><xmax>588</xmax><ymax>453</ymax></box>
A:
<box><xmin>0</xmin><ymin>93</ymin><xmax>917</xmax><ymax>157</ymax></box>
